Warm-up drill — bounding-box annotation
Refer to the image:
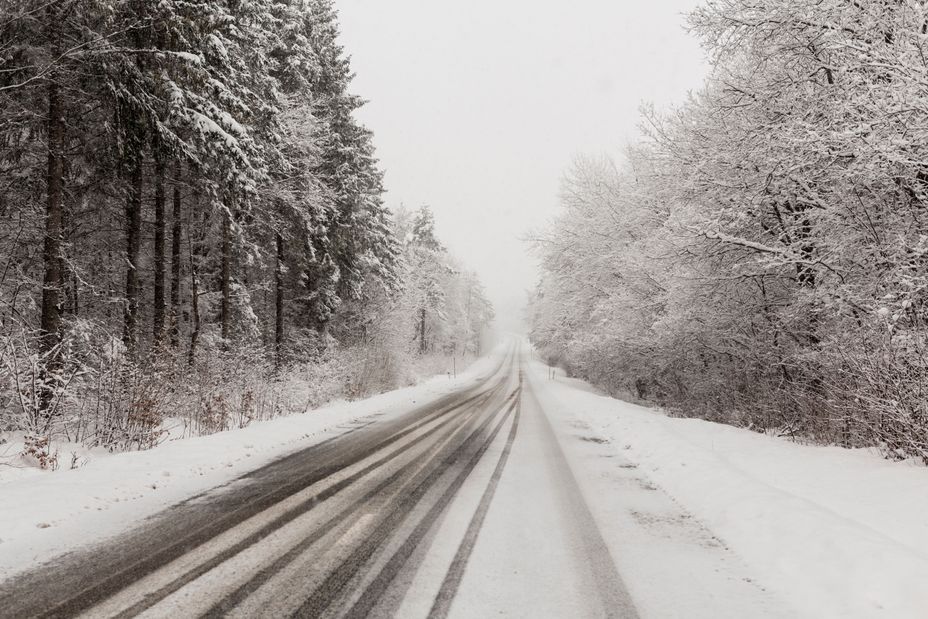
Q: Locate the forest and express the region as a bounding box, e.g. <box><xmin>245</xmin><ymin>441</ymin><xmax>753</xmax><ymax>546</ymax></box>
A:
<box><xmin>530</xmin><ymin>0</ymin><xmax>928</xmax><ymax>463</ymax></box>
<box><xmin>0</xmin><ymin>0</ymin><xmax>492</xmax><ymax>462</ymax></box>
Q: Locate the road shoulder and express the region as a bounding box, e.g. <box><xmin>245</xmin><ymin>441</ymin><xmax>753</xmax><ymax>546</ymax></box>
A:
<box><xmin>527</xmin><ymin>360</ymin><xmax>799</xmax><ymax>618</ymax></box>
<box><xmin>530</xmin><ymin>355</ymin><xmax>928</xmax><ymax>618</ymax></box>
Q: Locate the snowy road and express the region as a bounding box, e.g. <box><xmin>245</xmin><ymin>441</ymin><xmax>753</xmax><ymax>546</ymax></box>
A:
<box><xmin>0</xmin><ymin>344</ymin><xmax>640</xmax><ymax>618</ymax></box>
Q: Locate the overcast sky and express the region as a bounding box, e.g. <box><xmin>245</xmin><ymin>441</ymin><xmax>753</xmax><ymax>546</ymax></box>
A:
<box><xmin>336</xmin><ymin>1</ymin><xmax>708</xmax><ymax>332</ymax></box>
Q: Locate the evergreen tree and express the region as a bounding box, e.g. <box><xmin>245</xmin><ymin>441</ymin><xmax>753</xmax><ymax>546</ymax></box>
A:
<box><xmin>0</xmin><ymin>0</ymin><xmax>491</xmax><ymax>445</ymax></box>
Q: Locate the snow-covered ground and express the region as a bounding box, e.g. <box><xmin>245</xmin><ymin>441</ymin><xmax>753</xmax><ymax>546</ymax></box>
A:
<box><xmin>530</xmin><ymin>357</ymin><xmax>928</xmax><ymax>619</ymax></box>
<box><xmin>4</xmin><ymin>342</ymin><xmax>926</xmax><ymax>618</ymax></box>
<box><xmin>0</xmin><ymin>351</ymin><xmax>501</xmax><ymax>581</ymax></box>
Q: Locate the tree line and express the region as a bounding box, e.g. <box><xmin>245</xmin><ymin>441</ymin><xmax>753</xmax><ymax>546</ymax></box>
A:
<box><xmin>0</xmin><ymin>0</ymin><xmax>492</xmax><ymax>458</ymax></box>
<box><xmin>530</xmin><ymin>0</ymin><xmax>928</xmax><ymax>462</ymax></box>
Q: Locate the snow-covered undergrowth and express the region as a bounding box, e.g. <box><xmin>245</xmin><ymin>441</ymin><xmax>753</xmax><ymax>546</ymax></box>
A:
<box><xmin>0</xmin><ymin>351</ymin><xmax>498</xmax><ymax>579</ymax></box>
<box><xmin>0</xmin><ymin>337</ymin><xmax>477</xmax><ymax>473</ymax></box>
<box><xmin>531</xmin><ymin>360</ymin><xmax>928</xmax><ymax>619</ymax></box>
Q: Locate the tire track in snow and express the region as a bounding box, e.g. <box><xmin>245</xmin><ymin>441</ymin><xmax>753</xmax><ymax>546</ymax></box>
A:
<box><xmin>102</xmin><ymin>381</ymin><xmax>505</xmax><ymax>618</ymax></box>
<box><xmin>525</xmin><ymin>377</ymin><xmax>640</xmax><ymax>619</ymax></box>
<box><xmin>291</xmin><ymin>389</ymin><xmax>521</xmax><ymax>618</ymax></box>
<box><xmin>427</xmin><ymin>373</ymin><xmax>523</xmax><ymax>619</ymax></box>
<box><xmin>201</xmin><ymin>384</ymin><xmax>516</xmax><ymax>617</ymax></box>
<box><xmin>0</xmin><ymin>350</ymin><xmax>517</xmax><ymax>618</ymax></box>
<box><xmin>343</xmin><ymin>391</ymin><xmax>522</xmax><ymax>619</ymax></box>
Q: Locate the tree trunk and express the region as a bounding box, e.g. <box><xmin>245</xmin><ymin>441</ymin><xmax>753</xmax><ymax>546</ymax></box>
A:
<box><xmin>124</xmin><ymin>0</ymin><xmax>146</xmax><ymax>356</ymax></box>
<box><xmin>275</xmin><ymin>232</ymin><xmax>284</xmax><ymax>367</ymax></box>
<box><xmin>40</xmin><ymin>80</ymin><xmax>64</xmax><ymax>354</ymax></box>
<box><xmin>69</xmin><ymin>272</ymin><xmax>78</xmax><ymax>316</ymax></box>
<box><xmin>123</xmin><ymin>158</ymin><xmax>143</xmax><ymax>355</ymax></box>
<box><xmin>188</xmin><ymin>182</ymin><xmax>201</xmax><ymax>366</ymax></box>
<box><xmin>153</xmin><ymin>149</ymin><xmax>166</xmax><ymax>344</ymax></box>
<box><xmin>419</xmin><ymin>307</ymin><xmax>427</xmax><ymax>354</ymax></box>
<box><xmin>220</xmin><ymin>205</ymin><xmax>231</xmax><ymax>342</ymax></box>
<box><xmin>188</xmin><ymin>250</ymin><xmax>200</xmax><ymax>367</ymax></box>
<box><xmin>170</xmin><ymin>162</ymin><xmax>182</xmax><ymax>348</ymax></box>
<box><xmin>38</xmin><ymin>71</ymin><xmax>65</xmax><ymax>422</ymax></box>
<box><xmin>58</xmin><ymin>229</ymin><xmax>70</xmax><ymax>317</ymax></box>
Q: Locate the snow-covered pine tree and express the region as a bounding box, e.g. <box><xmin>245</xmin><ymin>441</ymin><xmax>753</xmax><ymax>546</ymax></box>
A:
<box><xmin>301</xmin><ymin>0</ymin><xmax>399</xmax><ymax>328</ymax></box>
<box><xmin>0</xmin><ymin>0</ymin><xmax>493</xmax><ymax>451</ymax></box>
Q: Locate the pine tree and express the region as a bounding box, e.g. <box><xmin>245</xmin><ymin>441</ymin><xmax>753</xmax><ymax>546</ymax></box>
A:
<box><xmin>0</xmin><ymin>0</ymin><xmax>493</xmax><ymax>446</ymax></box>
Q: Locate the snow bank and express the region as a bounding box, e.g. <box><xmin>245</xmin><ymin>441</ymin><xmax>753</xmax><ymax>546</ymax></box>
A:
<box><xmin>0</xmin><ymin>349</ymin><xmax>502</xmax><ymax>580</ymax></box>
<box><xmin>530</xmin><ymin>359</ymin><xmax>928</xmax><ymax>619</ymax></box>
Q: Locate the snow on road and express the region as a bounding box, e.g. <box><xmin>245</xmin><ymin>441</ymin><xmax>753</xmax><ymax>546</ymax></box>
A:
<box><xmin>439</xmin><ymin>371</ymin><xmax>638</xmax><ymax>619</ymax></box>
<box><xmin>3</xmin><ymin>341</ymin><xmax>926</xmax><ymax>619</ymax></box>
<box><xmin>0</xmin><ymin>352</ymin><xmax>500</xmax><ymax>581</ymax></box>
<box><xmin>530</xmin><ymin>356</ymin><xmax>928</xmax><ymax>619</ymax></box>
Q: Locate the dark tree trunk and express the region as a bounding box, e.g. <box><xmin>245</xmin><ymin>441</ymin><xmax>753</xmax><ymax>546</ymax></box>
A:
<box><xmin>188</xmin><ymin>182</ymin><xmax>201</xmax><ymax>366</ymax></box>
<box><xmin>188</xmin><ymin>254</ymin><xmax>200</xmax><ymax>366</ymax></box>
<box><xmin>153</xmin><ymin>149</ymin><xmax>166</xmax><ymax>344</ymax></box>
<box><xmin>220</xmin><ymin>206</ymin><xmax>231</xmax><ymax>342</ymax></box>
<box><xmin>40</xmin><ymin>80</ymin><xmax>64</xmax><ymax>354</ymax></box>
<box><xmin>170</xmin><ymin>162</ymin><xmax>182</xmax><ymax>348</ymax></box>
<box><xmin>124</xmin><ymin>0</ymin><xmax>147</xmax><ymax>356</ymax></box>
<box><xmin>790</xmin><ymin>206</ymin><xmax>820</xmax><ymax>346</ymax></box>
<box><xmin>58</xmin><ymin>234</ymin><xmax>69</xmax><ymax>316</ymax></box>
<box><xmin>275</xmin><ymin>232</ymin><xmax>284</xmax><ymax>367</ymax></box>
<box><xmin>123</xmin><ymin>158</ymin><xmax>143</xmax><ymax>355</ymax></box>
<box><xmin>39</xmin><ymin>70</ymin><xmax>65</xmax><ymax>422</ymax></box>
<box><xmin>419</xmin><ymin>307</ymin><xmax>427</xmax><ymax>354</ymax></box>
<box><xmin>69</xmin><ymin>272</ymin><xmax>78</xmax><ymax>316</ymax></box>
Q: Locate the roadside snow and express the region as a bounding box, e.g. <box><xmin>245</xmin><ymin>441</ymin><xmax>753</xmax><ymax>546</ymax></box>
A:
<box><xmin>0</xmin><ymin>350</ymin><xmax>500</xmax><ymax>580</ymax></box>
<box><xmin>530</xmin><ymin>358</ymin><xmax>928</xmax><ymax>619</ymax></box>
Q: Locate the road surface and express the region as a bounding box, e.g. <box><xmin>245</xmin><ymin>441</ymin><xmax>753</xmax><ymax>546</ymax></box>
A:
<box><xmin>0</xmin><ymin>344</ymin><xmax>639</xmax><ymax>618</ymax></box>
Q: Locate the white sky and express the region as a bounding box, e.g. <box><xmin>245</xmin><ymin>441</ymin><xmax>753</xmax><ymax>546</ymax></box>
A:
<box><xmin>336</xmin><ymin>1</ymin><xmax>708</xmax><ymax>332</ymax></box>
